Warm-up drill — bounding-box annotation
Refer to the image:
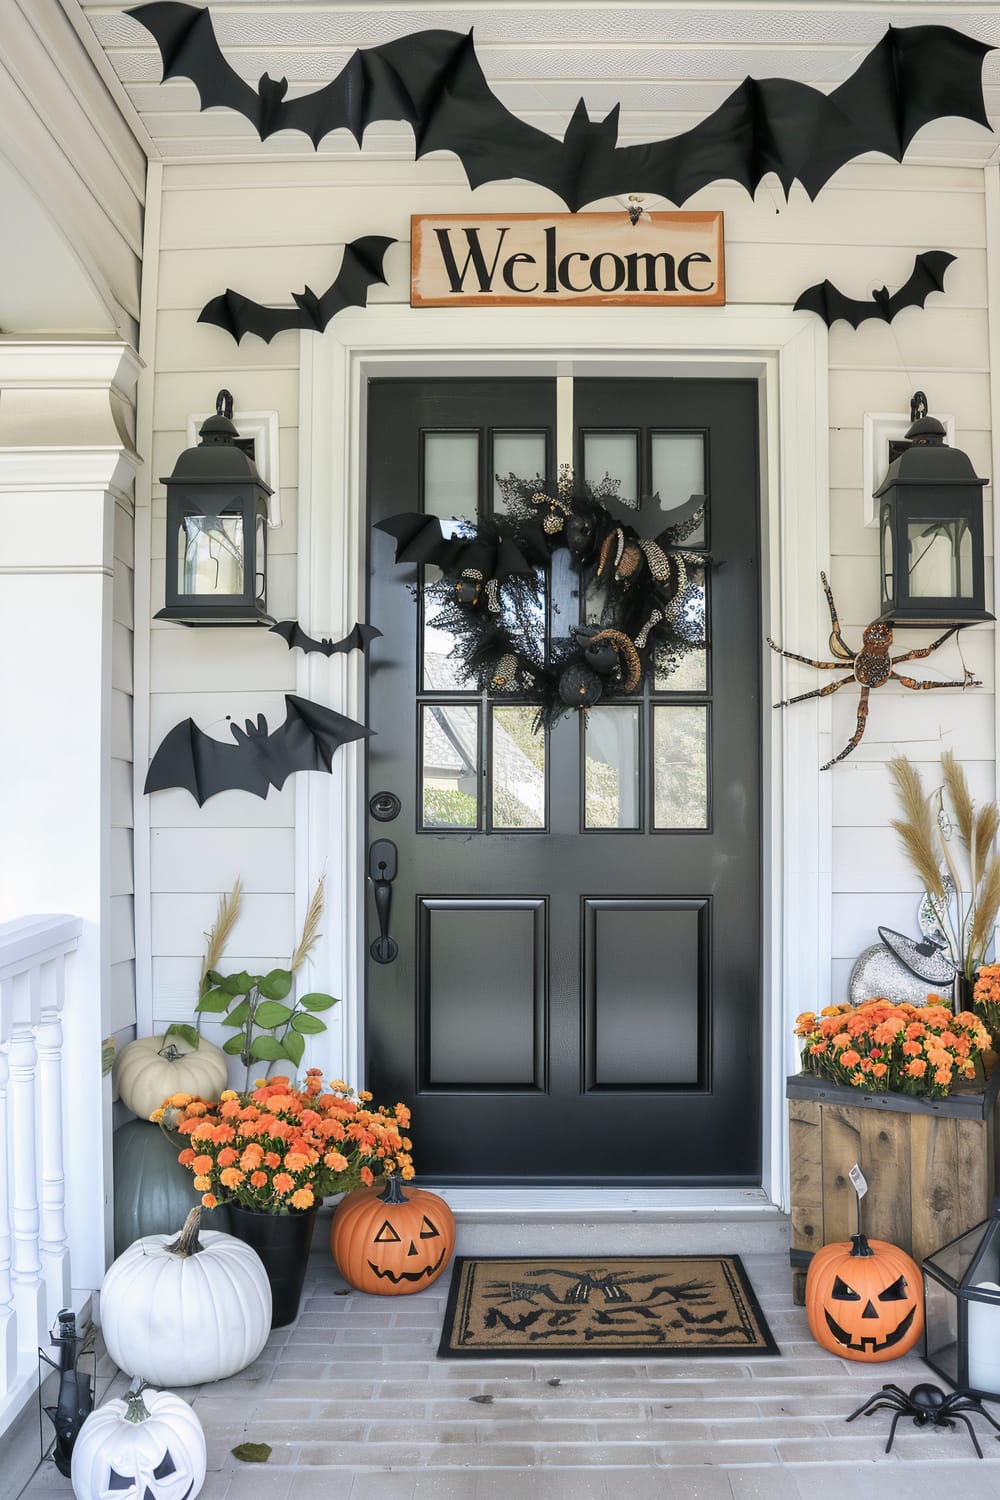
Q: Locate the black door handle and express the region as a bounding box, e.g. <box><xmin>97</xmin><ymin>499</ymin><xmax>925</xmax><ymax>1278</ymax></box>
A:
<box><xmin>368</xmin><ymin>838</ymin><xmax>399</xmax><ymax>964</ymax></box>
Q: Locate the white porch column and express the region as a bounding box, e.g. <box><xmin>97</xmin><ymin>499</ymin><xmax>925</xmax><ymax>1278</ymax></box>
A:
<box><xmin>0</xmin><ymin>341</ymin><xmax>141</xmax><ymax>1295</ymax></box>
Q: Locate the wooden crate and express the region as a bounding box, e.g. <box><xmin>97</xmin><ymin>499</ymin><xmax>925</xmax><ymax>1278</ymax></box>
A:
<box><xmin>787</xmin><ymin>1069</ymin><xmax>1000</xmax><ymax>1305</ymax></box>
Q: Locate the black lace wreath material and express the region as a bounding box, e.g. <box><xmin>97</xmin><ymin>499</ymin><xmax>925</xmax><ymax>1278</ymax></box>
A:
<box><xmin>376</xmin><ymin>466</ymin><xmax>709</xmax><ymax>727</ymax></box>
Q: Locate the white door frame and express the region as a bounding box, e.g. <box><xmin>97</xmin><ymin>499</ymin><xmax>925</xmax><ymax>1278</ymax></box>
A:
<box><xmin>298</xmin><ymin>303</ymin><xmax>830</xmax><ymax>1212</ymax></box>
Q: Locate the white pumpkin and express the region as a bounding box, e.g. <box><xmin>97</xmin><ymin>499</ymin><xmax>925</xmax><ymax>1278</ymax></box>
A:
<box><xmin>113</xmin><ymin>1035</ymin><xmax>229</xmax><ymax>1119</ymax></box>
<box><xmin>71</xmin><ymin>1386</ymin><xmax>206</xmax><ymax>1500</ymax></box>
<box><xmin>100</xmin><ymin>1209</ymin><xmax>271</xmax><ymax>1387</ymax></box>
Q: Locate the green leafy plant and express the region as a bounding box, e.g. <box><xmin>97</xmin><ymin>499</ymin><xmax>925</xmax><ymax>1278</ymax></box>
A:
<box><xmin>192</xmin><ymin>878</ymin><xmax>338</xmax><ymax>1088</ymax></box>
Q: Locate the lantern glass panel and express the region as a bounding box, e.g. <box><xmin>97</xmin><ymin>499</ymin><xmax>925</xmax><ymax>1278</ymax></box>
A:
<box><xmin>907</xmin><ymin>517</ymin><xmax>972</xmax><ymax>599</ymax></box>
<box><xmin>881</xmin><ymin>504</ymin><xmax>894</xmax><ymax>602</ymax></box>
<box><xmin>179</xmin><ymin>511</ymin><xmax>244</xmax><ymax>596</ymax></box>
<box><xmin>924</xmin><ymin>1273</ymin><xmax>960</xmax><ymax>1386</ymax></box>
<box><xmin>254</xmin><ymin>512</ymin><xmax>266</xmax><ymax>604</ymax></box>
<box><xmin>928</xmin><ymin>1220</ymin><xmax>990</xmax><ymax>1284</ymax></box>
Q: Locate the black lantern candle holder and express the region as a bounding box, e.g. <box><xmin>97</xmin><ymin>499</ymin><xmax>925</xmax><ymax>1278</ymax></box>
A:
<box><xmin>922</xmin><ymin>1197</ymin><xmax>1000</xmax><ymax>1400</ymax></box>
<box><xmin>157</xmin><ymin>389</ymin><xmax>273</xmax><ymax>625</ymax></box>
<box><xmin>874</xmin><ymin>392</ymin><xmax>992</xmax><ymax>627</ymax></box>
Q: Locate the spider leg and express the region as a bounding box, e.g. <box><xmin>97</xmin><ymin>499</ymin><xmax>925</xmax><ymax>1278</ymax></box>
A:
<box><xmin>890</xmin><ymin>628</ymin><xmax>958</xmax><ymax>664</ymax></box>
<box><xmin>774</xmin><ymin>674</ymin><xmax>855</xmax><ymax>710</ymax></box>
<box><xmin>820</xmin><ymin>571</ymin><xmax>854</xmax><ymax>661</ymax></box>
<box><xmin>945</xmin><ymin>1396</ymin><xmax>1000</xmax><ymax>1436</ymax></box>
<box><xmin>846</xmin><ymin>1390</ymin><xmax>906</xmax><ymax>1423</ymax></box>
<box><xmin>820</xmin><ymin>684</ymin><xmax>870</xmax><ymax>770</ymax></box>
<box><xmin>893</xmin><ymin>671</ymin><xmax>981</xmax><ymax>690</ymax></box>
<box><xmin>948</xmin><ymin>1411</ymin><xmax>984</xmax><ymax>1459</ymax></box>
<box><xmin>766</xmin><ymin>639</ymin><xmax>847</xmax><ymax>670</ymax></box>
<box><xmin>884</xmin><ymin>1410</ymin><xmax>904</xmax><ymax>1454</ymax></box>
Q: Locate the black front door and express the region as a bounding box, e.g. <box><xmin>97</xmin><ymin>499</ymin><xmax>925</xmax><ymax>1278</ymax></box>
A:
<box><xmin>366</xmin><ymin>376</ymin><xmax>761</xmax><ymax>1185</ymax></box>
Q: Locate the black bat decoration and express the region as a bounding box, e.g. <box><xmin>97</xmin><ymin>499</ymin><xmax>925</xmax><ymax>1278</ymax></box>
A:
<box><xmin>793</xmin><ymin>251</ymin><xmax>957</xmax><ymax>329</ymax></box>
<box><xmin>198</xmin><ymin>235</ymin><xmax>395</xmax><ymax>343</ymax></box>
<box><xmin>129</xmin><ymin>4</ymin><xmax>994</xmax><ymax>211</ymax></box>
<box><xmin>144</xmin><ymin>693</ymin><xmax>372</xmax><ymax>804</ymax></box>
<box><xmin>270</xmin><ymin>620</ymin><xmax>383</xmax><ymax>657</ymax></box>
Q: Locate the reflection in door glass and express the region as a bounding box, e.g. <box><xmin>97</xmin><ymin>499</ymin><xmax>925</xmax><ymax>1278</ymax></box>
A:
<box><xmin>422</xmin><ymin>565</ymin><xmax>468</xmax><ymax>691</ymax></box>
<box><xmin>585</xmin><ymin>706</ymin><xmax>640</xmax><ymax>829</ymax></box>
<box><xmin>491</xmin><ymin>707</ymin><xmax>546</xmax><ymax>829</ymax></box>
<box><xmin>582</xmin><ymin>432</ymin><xmax>638</xmax><ymax>505</ymax></box>
<box><xmin>423</xmin><ymin>432</ymin><xmax>479</xmax><ymax>522</ymax></box>
<box><xmin>651</xmin><ymin>433</ymin><xmax>707</xmax><ymax>545</ymax></box>
<box><xmin>654</xmin><ymin>645</ymin><xmax>707</xmax><ymax>692</ymax></box>
<box><xmin>653</xmin><ymin>705</ymin><xmax>708</xmax><ymax>829</ymax></box>
<box><xmin>493</xmin><ymin>433</ymin><xmax>547</xmax><ymax>509</ymax></box>
<box><xmin>421</xmin><ymin>704</ymin><xmax>480</xmax><ymax>828</ymax></box>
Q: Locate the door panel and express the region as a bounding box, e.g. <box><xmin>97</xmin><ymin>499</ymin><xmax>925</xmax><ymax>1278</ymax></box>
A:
<box><xmin>366</xmin><ymin>375</ymin><xmax>761</xmax><ymax>1185</ymax></box>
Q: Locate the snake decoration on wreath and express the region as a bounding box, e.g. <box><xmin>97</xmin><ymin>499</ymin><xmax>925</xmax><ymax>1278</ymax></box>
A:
<box><xmin>375</xmin><ymin>466</ymin><xmax>709</xmax><ymax>727</ymax></box>
<box><xmin>767</xmin><ymin>571</ymin><xmax>980</xmax><ymax>770</ymax></box>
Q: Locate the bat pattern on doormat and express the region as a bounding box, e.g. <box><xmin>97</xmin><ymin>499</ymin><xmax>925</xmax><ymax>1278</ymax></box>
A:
<box><xmin>129</xmin><ymin>4</ymin><xmax>995</xmax><ymax>212</ymax></box>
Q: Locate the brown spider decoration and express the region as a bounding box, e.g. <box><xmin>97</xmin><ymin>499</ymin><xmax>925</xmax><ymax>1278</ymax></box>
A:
<box><xmin>767</xmin><ymin>573</ymin><xmax>979</xmax><ymax>770</ymax></box>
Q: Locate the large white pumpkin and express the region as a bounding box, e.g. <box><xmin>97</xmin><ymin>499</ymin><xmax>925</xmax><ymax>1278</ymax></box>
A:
<box><xmin>71</xmin><ymin>1386</ymin><xmax>206</xmax><ymax>1500</ymax></box>
<box><xmin>113</xmin><ymin>1035</ymin><xmax>229</xmax><ymax>1119</ymax></box>
<box><xmin>100</xmin><ymin>1210</ymin><xmax>271</xmax><ymax>1387</ymax></box>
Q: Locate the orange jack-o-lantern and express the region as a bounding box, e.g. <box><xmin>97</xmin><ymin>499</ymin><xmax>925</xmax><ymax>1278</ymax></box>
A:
<box><xmin>331</xmin><ymin>1175</ymin><xmax>455</xmax><ymax>1295</ymax></box>
<box><xmin>806</xmin><ymin>1233</ymin><xmax>924</xmax><ymax>1362</ymax></box>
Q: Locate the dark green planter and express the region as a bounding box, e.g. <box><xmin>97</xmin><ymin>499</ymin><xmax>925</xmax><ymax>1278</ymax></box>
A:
<box><xmin>112</xmin><ymin>1119</ymin><xmax>231</xmax><ymax>1256</ymax></box>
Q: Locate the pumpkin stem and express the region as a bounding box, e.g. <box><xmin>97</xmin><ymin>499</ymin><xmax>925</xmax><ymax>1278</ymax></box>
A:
<box><xmin>378</xmin><ymin>1174</ymin><xmax>408</xmax><ymax>1205</ymax></box>
<box><xmin>849</xmin><ymin>1233</ymin><xmax>875</xmax><ymax>1257</ymax></box>
<box><xmin>156</xmin><ymin>1041</ymin><xmax>185</xmax><ymax>1062</ymax></box>
<box><xmin>123</xmin><ymin>1388</ymin><xmax>151</xmax><ymax>1424</ymax></box>
<box><xmin>165</xmin><ymin>1207</ymin><xmax>204</xmax><ymax>1257</ymax></box>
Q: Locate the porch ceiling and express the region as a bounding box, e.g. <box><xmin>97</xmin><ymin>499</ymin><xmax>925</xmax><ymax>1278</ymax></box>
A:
<box><xmin>73</xmin><ymin>1</ymin><xmax>1000</xmax><ymax>178</ymax></box>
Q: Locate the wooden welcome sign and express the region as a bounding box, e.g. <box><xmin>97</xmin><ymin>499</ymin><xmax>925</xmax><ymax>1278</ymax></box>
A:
<box><xmin>411</xmin><ymin>212</ymin><xmax>725</xmax><ymax>308</ymax></box>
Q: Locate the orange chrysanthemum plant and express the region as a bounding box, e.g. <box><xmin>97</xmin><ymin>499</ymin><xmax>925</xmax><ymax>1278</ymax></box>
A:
<box><xmin>152</xmin><ymin>1069</ymin><xmax>414</xmax><ymax>1214</ymax></box>
<box><xmin>795</xmin><ymin>999</ymin><xmax>991</xmax><ymax>1100</ymax></box>
<box><xmin>972</xmin><ymin>964</ymin><xmax>1000</xmax><ymax>1049</ymax></box>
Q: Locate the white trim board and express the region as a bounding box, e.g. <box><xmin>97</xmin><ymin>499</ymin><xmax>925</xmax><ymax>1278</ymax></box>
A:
<box><xmin>299</xmin><ymin>303</ymin><xmax>830</xmax><ymax>1216</ymax></box>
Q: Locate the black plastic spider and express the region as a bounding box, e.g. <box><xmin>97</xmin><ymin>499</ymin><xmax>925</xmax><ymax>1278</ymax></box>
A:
<box><xmin>846</xmin><ymin>1381</ymin><xmax>1000</xmax><ymax>1456</ymax></box>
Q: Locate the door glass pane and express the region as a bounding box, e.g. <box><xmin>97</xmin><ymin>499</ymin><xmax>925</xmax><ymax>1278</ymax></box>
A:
<box><xmin>653</xmin><ymin>562</ymin><xmax>707</xmax><ymax>689</ymax></box>
<box><xmin>421</xmin><ymin>704</ymin><xmax>480</xmax><ymax>828</ymax></box>
<box><xmin>651</xmin><ymin>433</ymin><xmax>707</xmax><ymax>545</ymax></box>
<box><xmin>493</xmin><ymin>433</ymin><xmax>547</xmax><ymax>508</ymax></box>
<box><xmin>423</xmin><ymin>432</ymin><xmax>479</xmax><ymax>522</ymax></box>
<box><xmin>582</xmin><ymin>432</ymin><xmax>638</xmax><ymax>505</ymax></box>
<box><xmin>422</xmin><ymin>567</ymin><xmax>468</xmax><ymax>690</ymax></box>
<box><xmin>653</xmin><ymin>705</ymin><xmax>708</xmax><ymax>829</ymax></box>
<box><xmin>585</xmin><ymin>706</ymin><xmax>640</xmax><ymax>830</ymax></box>
<box><xmin>491</xmin><ymin>707</ymin><xmax>546</xmax><ymax>829</ymax></box>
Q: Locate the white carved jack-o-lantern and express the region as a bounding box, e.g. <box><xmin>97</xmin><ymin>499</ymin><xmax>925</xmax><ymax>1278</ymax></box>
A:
<box><xmin>70</xmin><ymin>1387</ymin><xmax>206</xmax><ymax>1500</ymax></box>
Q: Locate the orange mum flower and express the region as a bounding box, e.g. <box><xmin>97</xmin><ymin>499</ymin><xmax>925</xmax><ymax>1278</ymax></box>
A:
<box><xmin>272</xmin><ymin>1173</ymin><xmax>294</xmax><ymax>1196</ymax></box>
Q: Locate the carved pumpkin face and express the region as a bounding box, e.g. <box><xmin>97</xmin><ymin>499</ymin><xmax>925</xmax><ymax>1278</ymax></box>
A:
<box><xmin>71</xmin><ymin>1389</ymin><xmax>206</xmax><ymax>1500</ymax></box>
<box><xmin>330</xmin><ymin>1177</ymin><xmax>456</xmax><ymax>1296</ymax></box>
<box><xmin>805</xmin><ymin>1234</ymin><xmax>924</xmax><ymax>1363</ymax></box>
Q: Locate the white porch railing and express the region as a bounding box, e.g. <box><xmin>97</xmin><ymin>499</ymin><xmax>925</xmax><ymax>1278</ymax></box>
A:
<box><xmin>0</xmin><ymin>914</ymin><xmax>82</xmax><ymax>1435</ymax></box>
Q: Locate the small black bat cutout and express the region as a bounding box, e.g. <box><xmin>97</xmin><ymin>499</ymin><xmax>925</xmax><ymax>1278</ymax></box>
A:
<box><xmin>127</xmin><ymin>5</ymin><xmax>994</xmax><ymax>211</ymax></box>
<box><xmin>198</xmin><ymin>236</ymin><xmax>395</xmax><ymax>343</ymax></box>
<box><xmin>270</xmin><ymin>620</ymin><xmax>383</xmax><ymax>657</ymax></box>
<box><xmin>793</xmin><ymin>251</ymin><xmax>956</xmax><ymax>328</ymax></box>
<box><xmin>144</xmin><ymin>694</ymin><xmax>372</xmax><ymax>804</ymax></box>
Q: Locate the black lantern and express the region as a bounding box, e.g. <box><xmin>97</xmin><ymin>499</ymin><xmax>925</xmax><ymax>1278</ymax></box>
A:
<box><xmin>922</xmin><ymin>1197</ymin><xmax>1000</xmax><ymax>1399</ymax></box>
<box><xmin>874</xmin><ymin>392</ymin><xmax>992</xmax><ymax>627</ymax></box>
<box><xmin>157</xmin><ymin>389</ymin><xmax>273</xmax><ymax>625</ymax></box>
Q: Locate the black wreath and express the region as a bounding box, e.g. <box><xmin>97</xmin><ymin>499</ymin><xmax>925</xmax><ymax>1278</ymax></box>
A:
<box><xmin>375</xmin><ymin>467</ymin><xmax>709</xmax><ymax>727</ymax></box>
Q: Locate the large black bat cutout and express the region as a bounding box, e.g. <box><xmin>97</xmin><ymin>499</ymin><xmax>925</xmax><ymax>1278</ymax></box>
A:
<box><xmin>199</xmin><ymin>236</ymin><xmax>395</xmax><ymax>343</ymax></box>
<box><xmin>270</xmin><ymin>620</ymin><xmax>383</xmax><ymax>657</ymax></box>
<box><xmin>144</xmin><ymin>694</ymin><xmax>372</xmax><ymax>804</ymax></box>
<box><xmin>375</xmin><ymin>513</ymin><xmax>547</xmax><ymax>578</ymax></box>
<box><xmin>129</xmin><ymin>4</ymin><xmax>993</xmax><ymax>210</ymax></box>
<box><xmin>793</xmin><ymin>251</ymin><xmax>956</xmax><ymax>329</ymax></box>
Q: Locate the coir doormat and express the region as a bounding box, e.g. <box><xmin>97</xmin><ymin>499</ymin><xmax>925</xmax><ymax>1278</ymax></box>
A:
<box><xmin>438</xmin><ymin>1255</ymin><xmax>779</xmax><ymax>1357</ymax></box>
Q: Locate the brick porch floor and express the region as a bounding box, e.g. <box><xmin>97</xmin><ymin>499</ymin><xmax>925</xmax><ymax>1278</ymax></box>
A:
<box><xmin>13</xmin><ymin>1243</ymin><xmax>1000</xmax><ymax>1500</ymax></box>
